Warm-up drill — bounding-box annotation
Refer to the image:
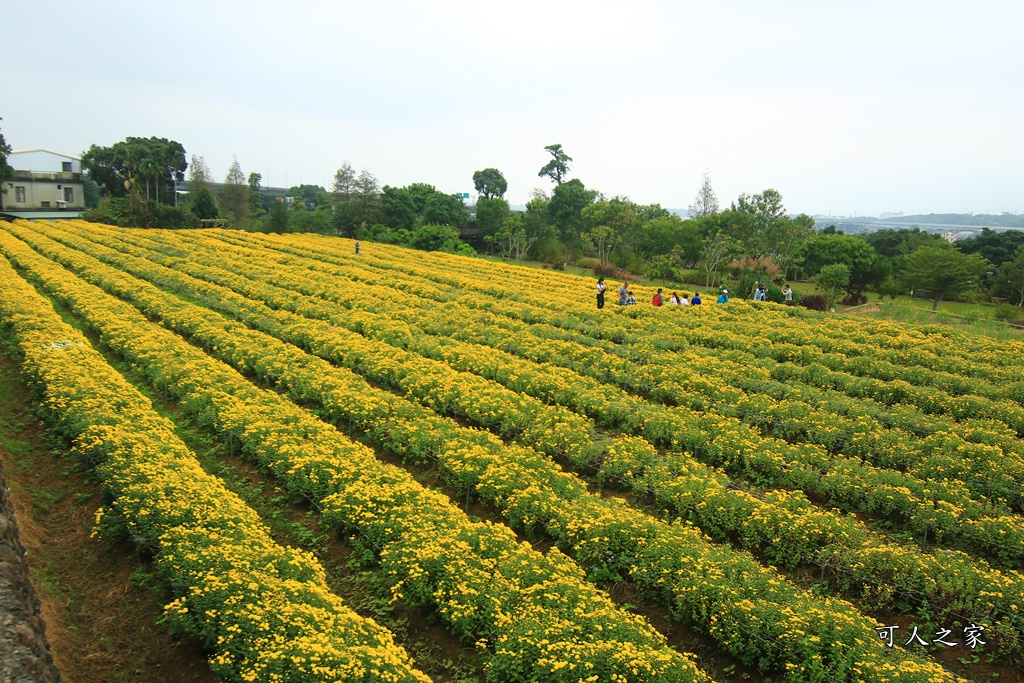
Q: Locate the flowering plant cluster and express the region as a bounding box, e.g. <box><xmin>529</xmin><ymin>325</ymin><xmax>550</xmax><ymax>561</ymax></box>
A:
<box><xmin>2</xmin><ymin>222</ymin><xmax>708</xmax><ymax>683</ymax></box>
<box><xmin>4</xmin><ymin>220</ymin><xmax>985</xmax><ymax>681</ymax></box>
<box><xmin>0</xmin><ymin>244</ymin><xmax>428</xmax><ymax>683</ymax></box>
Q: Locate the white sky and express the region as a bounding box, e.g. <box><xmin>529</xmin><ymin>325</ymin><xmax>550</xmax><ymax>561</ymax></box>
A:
<box><xmin>4</xmin><ymin>0</ymin><xmax>1022</xmax><ymax>216</ymax></box>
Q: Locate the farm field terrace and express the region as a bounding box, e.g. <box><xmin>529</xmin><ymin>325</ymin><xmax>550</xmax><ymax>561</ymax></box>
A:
<box><xmin>1</xmin><ymin>219</ymin><xmax>1022</xmax><ymax>683</ymax></box>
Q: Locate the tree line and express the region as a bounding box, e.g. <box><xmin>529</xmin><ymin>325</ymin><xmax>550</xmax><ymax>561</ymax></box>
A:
<box><xmin>73</xmin><ymin>135</ymin><xmax>1024</xmax><ymax>311</ymax></box>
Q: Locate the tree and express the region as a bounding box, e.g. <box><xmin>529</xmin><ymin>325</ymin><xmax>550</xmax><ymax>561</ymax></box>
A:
<box><xmin>332</xmin><ymin>162</ymin><xmax>357</xmax><ymax>204</ymax></box>
<box><xmin>538</xmin><ymin>144</ymin><xmax>572</xmax><ymax>185</ymax></box>
<box><xmin>83</xmin><ymin>177</ymin><xmax>101</xmax><ymax>208</ymax></box>
<box><xmin>900</xmin><ymin>244</ymin><xmax>989</xmax><ymax>310</ymax></box>
<box><xmin>472</xmin><ymin>168</ymin><xmax>507</xmax><ymax>199</ymax></box>
<box><xmin>547</xmin><ymin>178</ymin><xmax>596</xmax><ymax>246</ymax></box>
<box><xmin>381</xmin><ymin>185</ymin><xmax>417</xmax><ymax>231</ymax></box>
<box><xmin>81</xmin><ymin>136</ymin><xmax>186</xmax><ymax>204</ymax></box>
<box><xmin>996</xmin><ymin>244</ymin><xmax>1024</xmax><ymax>307</ymax></box>
<box><xmin>732</xmin><ymin>189</ymin><xmax>787</xmax><ymax>255</ymax></box>
<box><xmin>688</xmin><ymin>170</ymin><xmax>719</xmax><ymax>218</ymax></box>
<box><xmin>348</xmin><ymin>170</ymin><xmax>382</xmax><ymax>228</ymax></box>
<box><xmin>642</xmin><ymin>214</ymin><xmax>703</xmax><ymax>265</ymax></box>
<box><xmin>287</xmin><ymin>184</ymin><xmax>330</xmax><ymax>210</ymax></box>
<box><xmin>475</xmin><ymin>197</ymin><xmax>510</xmax><ymax>243</ymax></box>
<box><xmin>582</xmin><ymin>200</ymin><xmax>635</xmax><ymax>263</ymax></box>
<box><xmin>771</xmin><ymin>214</ymin><xmax>816</xmax><ymax>280</ymax></box>
<box><xmin>261</xmin><ymin>199</ymin><xmax>288</xmax><ymax>233</ymax></box>
<box><xmin>581</xmin><ymin>224</ymin><xmax>619</xmax><ymax>265</ymax></box>
<box><xmin>423</xmin><ymin>192</ymin><xmax>469</xmax><ymax>228</ymax></box>
<box><xmin>411</xmin><ymin>224</ymin><xmax>463</xmax><ymax>252</ymax></box>
<box><xmin>797</xmin><ymin>232</ymin><xmax>883</xmax><ymax>301</ymax></box>
<box><xmin>815</xmin><ymin>264</ymin><xmax>851</xmax><ymax>307</ymax></box>
<box><xmin>957</xmin><ymin>227</ymin><xmax>1024</xmax><ymax>267</ymax></box>
<box><xmin>700</xmin><ymin>231</ymin><xmax>740</xmax><ymax>287</ymax></box>
<box><xmin>191</xmin><ymin>188</ymin><xmax>219</xmax><ymax>220</ymax></box>
<box><xmin>219</xmin><ymin>155</ymin><xmax>250</xmax><ymax>228</ymax></box>
<box><xmin>0</xmin><ymin>119</ymin><xmax>12</xmax><ymax>188</ymax></box>
<box><xmin>488</xmin><ymin>213</ymin><xmax>539</xmax><ymax>261</ymax></box>
<box><xmin>187</xmin><ymin>154</ymin><xmax>212</xmax><ymax>198</ymax></box>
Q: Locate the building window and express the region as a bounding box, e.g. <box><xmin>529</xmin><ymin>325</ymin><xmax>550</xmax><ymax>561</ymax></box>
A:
<box><xmin>15</xmin><ymin>186</ymin><xmax>26</xmax><ymax>202</ymax></box>
<box><xmin>62</xmin><ymin>161</ymin><xmax>73</xmax><ymax>173</ymax></box>
<box><xmin>40</xmin><ymin>201</ymin><xmax>51</xmax><ymax>208</ymax></box>
<box><xmin>64</xmin><ymin>187</ymin><xmax>74</xmax><ymax>203</ymax></box>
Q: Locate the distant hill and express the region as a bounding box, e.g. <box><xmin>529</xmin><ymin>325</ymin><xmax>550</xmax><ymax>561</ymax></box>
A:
<box><xmin>880</xmin><ymin>213</ymin><xmax>1024</xmax><ymax>228</ymax></box>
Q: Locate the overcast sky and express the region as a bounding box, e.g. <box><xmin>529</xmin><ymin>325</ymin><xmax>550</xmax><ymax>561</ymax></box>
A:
<box><xmin>4</xmin><ymin>0</ymin><xmax>1021</xmax><ymax>216</ymax></box>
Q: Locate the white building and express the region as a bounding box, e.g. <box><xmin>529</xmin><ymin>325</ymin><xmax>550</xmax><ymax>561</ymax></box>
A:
<box><xmin>1</xmin><ymin>150</ymin><xmax>85</xmax><ymax>219</ymax></box>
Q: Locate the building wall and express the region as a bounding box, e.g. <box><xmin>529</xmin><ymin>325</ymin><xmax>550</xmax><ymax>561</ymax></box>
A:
<box><xmin>2</xmin><ymin>151</ymin><xmax>85</xmax><ymax>212</ymax></box>
<box><xmin>2</xmin><ymin>176</ymin><xmax>85</xmax><ymax>211</ymax></box>
<box><xmin>7</xmin><ymin>151</ymin><xmax>81</xmax><ymax>174</ymax></box>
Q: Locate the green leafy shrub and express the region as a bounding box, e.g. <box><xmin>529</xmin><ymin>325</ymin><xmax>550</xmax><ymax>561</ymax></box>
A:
<box><xmin>801</xmin><ymin>294</ymin><xmax>829</xmax><ymax>311</ymax></box>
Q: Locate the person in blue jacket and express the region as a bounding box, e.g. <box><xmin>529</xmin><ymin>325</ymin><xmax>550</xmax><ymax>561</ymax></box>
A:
<box><xmin>691</xmin><ymin>292</ymin><xmax>702</xmax><ymax>305</ymax></box>
<box><xmin>717</xmin><ymin>289</ymin><xmax>729</xmax><ymax>303</ymax></box>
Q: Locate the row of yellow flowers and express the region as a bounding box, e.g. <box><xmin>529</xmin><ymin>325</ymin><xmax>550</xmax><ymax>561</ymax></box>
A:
<box><xmin>259</xmin><ymin>230</ymin><xmax>1024</xmax><ymax>389</ymax></box>
<box><xmin>140</xmin><ymin>224</ymin><xmax>1024</xmax><ymax>570</ymax></box>
<box><xmin>19</xmin><ymin>221</ymin><xmax>969</xmax><ymax>683</ymax></box>
<box><xmin>314</xmin><ymin>232</ymin><xmax>1024</xmax><ymax>391</ymax></box>
<box><xmin>60</xmin><ymin>222</ymin><xmax>1024</xmax><ymax>661</ymax></box>
<box><xmin>0</xmin><ymin>252</ymin><xmax>429</xmax><ymax>683</ymax></box>
<box><xmin>210</xmin><ymin>229</ymin><xmax>1024</xmax><ymax>435</ymax></box>
<box><xmin>1</xmin><ymin>222</ymin><xmax>710</xmax><ymax>683</ymax></box>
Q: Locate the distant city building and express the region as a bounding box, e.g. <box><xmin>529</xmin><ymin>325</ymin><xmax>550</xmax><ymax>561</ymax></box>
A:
<box><xmin>1</xmin><ymin>150</ymin><xmax>85</xmax><ymax>220</ymax></box>
<box><xmin>940</xmin><ymin>230</ymin><xmax>959</xmax><ymax>243</ymax></box>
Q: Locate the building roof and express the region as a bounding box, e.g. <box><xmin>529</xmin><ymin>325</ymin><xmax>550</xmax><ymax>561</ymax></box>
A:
<box><xmin>10</xmin><ymin>149</ymin><xmax>81</xmax><ymax>160</ymax></box>
<box><xmin>0</xmin><ymin>210</ymin><xmax>84</xmax><ymax>221</ymax></box>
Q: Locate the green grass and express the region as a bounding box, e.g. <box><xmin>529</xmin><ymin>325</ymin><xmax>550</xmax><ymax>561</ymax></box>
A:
<box><xmin>865</xmin><ymin>301</ymin><xmax>1024</xmax><ymax>340</ymax></box>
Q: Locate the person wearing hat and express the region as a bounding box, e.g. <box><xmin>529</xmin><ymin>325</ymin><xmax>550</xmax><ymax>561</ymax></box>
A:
<box><xmin>717</xmin><ymin>289</ymin><xmax>730</xmax><ymax>304</ymax></box>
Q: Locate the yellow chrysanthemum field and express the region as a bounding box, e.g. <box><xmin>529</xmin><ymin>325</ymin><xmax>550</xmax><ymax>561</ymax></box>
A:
<box><xmin>2</xmin><ymin>219</ymin><xmax>1022</xmax><ymax>683</ymax></box>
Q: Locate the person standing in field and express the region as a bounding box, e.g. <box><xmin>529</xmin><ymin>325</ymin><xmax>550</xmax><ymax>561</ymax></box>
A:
<box><xmin>670</xmin><ymin>292</ymin><xmax>680</xmax><ymax>305</ymax></box>
<box><xmin>680</xmin><ymin>293</ymin><xmax>690</xmax><ymax>306</ymax></box>
<box><xmin>618</xmin><ymin>281</ymin><xmax>629</xmax><ymax>306</ymax></box>
<box><xmin>652</xmin><ymin>288</ymin><xmax>664</xmax><ymax>307</ymax></box>
<box><xmin>784</xmin><ymin>285</ymin><xmax>793</xmax><ymax>305</ymax></box>
<box><xmin>691</xmin><ymin>292</ymin><xmax>702</xmax><ymax>305</ymax></box>
<box><xmin>355</xmin><ymin>239</ymin><xmax>360</xmax><ymax>254</ymax></box>
<box><xmin>596</xmin><ymin>278</ymin><xmax>607</xmax><ymax>309</ymax></box>
<box><xmin>717</xmin><ymin>289</ymin><xmax>729</xmax><ymax>304</ymax></box>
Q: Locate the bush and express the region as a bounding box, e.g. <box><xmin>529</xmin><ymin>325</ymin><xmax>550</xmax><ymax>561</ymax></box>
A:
<box><xmin>647</xmin><ymin>255</ymin><xmax>680</xmax><ymax>282</ymax></box>
<box><xmin>995</xmin><ymin>303</ymin><xmax>1023</xmax><ymax>319</ymax></box>
<box><xmin>876</xmin><ymin>276</ymin><xmax>901</xmax><ymax>300</ymax></box>
<box><xmin>592</xmin><ymin>262</ymin><xmax>634</xmax><ymax>281</ymax></box>
<box><xmin>533</xmin><ymin>235</ymin><xmax>566</xmax><ymax>263</ymax></box>
<box><xmin>81</xmin><ymin>198</ymin><xmax>127</xmax><ymax>226</ymax></box>
<box><xmin>82</xmin><ymin>197</ymin><xmax>199</xmax><ymax>229</ymax></box>
<box><xmin>153</xmin><ymin>204</ymin><xmax>200</xmax><ymax>230</ymax></box>
<box><xmin>995</xmin><ymin>304</ymin><xmax>1024</xmax><ymax>323</ymax></box>
<box><xmin>801</xmin><ymin>294</ymin><xmax>829</xmax><ymax>311</ymax></box>
<box><xmin>764</xmin><ymin>283</ymin><xmax>785</xmax><ymax>304</ymax></box>
<box><xmin>410</xmin><ymin>224</ymin><xmax>460</xmax><ymax>252</ymax></box>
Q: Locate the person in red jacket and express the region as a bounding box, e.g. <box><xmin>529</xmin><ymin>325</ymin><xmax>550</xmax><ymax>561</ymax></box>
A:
<box><xmin>652</xmin><ymin>288</ymin><xmax>663</xmax><ymax>306</ymax></box>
